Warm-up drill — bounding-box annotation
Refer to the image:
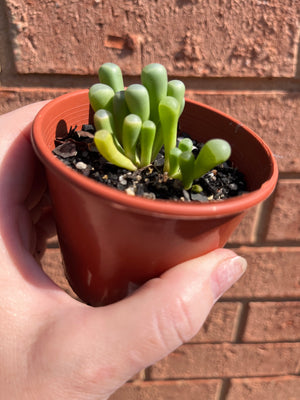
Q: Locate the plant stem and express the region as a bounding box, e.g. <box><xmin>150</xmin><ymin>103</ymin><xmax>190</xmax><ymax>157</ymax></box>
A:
<box><xmin>169</xmin><ymin>147</ymin><xmax>182</xmax><ymax>177</ymax></box>
<box><xmin>122</xmin><ymin>114</ymin><xmax>142</xmax><ymax>164</ymax></box>
<box><xmin>140</xmin><ymin>120</ymin><xmax>156</xmax><ymax>167</ymax></box>
<box><xmin>179</xmin><ymin>151</ymin><xmax>195</xmax><ymax>190</ymax></box>
<box><xmin>113</xmin><ymin>90</ymin><xmax>129</xmax><ymax>145</ymax></box>
<box><xmin>158</xmin><ymin>96</ymin><xmax>180</xmax><ymax>172</ymax></box>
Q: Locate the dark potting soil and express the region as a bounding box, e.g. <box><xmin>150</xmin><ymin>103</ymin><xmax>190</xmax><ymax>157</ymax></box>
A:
<box><xmin>53</xmin><ymin>124</ymin><xmax>248</xmax><ymax>202</ymax></box>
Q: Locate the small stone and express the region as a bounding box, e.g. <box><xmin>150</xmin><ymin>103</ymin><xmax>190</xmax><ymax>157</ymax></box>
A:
<box><xmin>207</xmin><ymin>172</ymin><xmax>217</xmax><ymax>181</ymax></box>
<box><xmin>75</xmin><ymin>161</ymin><xmax>88</xmax><ymax>170</ymax></box>
<box><xmin>146</xmin><ymin>167</ymin><xmax>153</xmax><ymax>175</ymax></box>
<box><xmin>125</xmin><ymin>187</ymin><xmax>136</xmax><ymax>196</ymax></box>
<box><xmin>81</xmin><ymin>124</ymin><xmax>95</xmax><ymax>133</ymax></box>
<box><xmin>53</xmin><ymin>142</ymin><xmax>77</xmax><ymax>158</ymax></box>
<box><xmin>183</xmin><ymin>190</ymin><xmax>191</xmax><ymax>202</ymax></box>
<box><xmin>229</xmin><ymin>183</ymin><xmax>238</xmax><ymax>191</ymax></box>
<box><xmin>191</xmin><ymin>192</ymin><xmax>209</xmax><ymax>202</ymax></box>
<box><xmin>143</xmin><ymin>192</ymin><xmax>156</xmax><ymax>200</ymax></box>
<box><xmin>76</xmin><ymin>130</ymin><xmax>95</xmax><ymax>139</ymax></box>
<box><xmin>119</xmin><ymin>175</ymin><xmax>127</xmax><ymax>185</ymax></box>
<box><xmin>153</xmin><ymin>153</ymin><xmax>164</xmax><ymax>167</ymax></box>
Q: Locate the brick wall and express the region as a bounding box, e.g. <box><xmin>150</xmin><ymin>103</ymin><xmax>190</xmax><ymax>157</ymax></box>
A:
<box><xmin>1</xmin><ymin>1</ymin><xmax>299</xmax><ymax>399</ymax></box>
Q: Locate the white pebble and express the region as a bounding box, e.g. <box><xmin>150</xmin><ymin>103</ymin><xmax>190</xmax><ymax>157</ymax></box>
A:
<box><xmin>119</xmin><ymin>175</ymin><xmax>127</xmax><ymax>185</ymax></box>
<box><xmin>75</xmin><ymin>161</ymin><xmax>88</xmax><ymax>170</ymax></box>
<box><xmin>125</xmin><ymin>187</ymin><xmax>135</xmax><ymax>196</ymax></box>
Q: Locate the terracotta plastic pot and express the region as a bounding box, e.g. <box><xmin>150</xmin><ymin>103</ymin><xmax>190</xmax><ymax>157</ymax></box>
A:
<box><xmin>32</xmin><ymin>90</ymin><xmax>278</xmax><ymax>306</ymax></box>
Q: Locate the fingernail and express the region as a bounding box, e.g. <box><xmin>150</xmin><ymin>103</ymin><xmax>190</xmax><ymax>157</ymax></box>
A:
<box><xmin>211</xmin><ymin>256</ymin><xmax>247</xmax><ymax>301</ymax></box>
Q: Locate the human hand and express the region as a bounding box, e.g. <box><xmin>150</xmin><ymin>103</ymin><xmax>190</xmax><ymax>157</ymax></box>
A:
<box><xmin>0</xmin><ymin>103</ymin><xmax>247</xmax><ymax>400</ymax></box>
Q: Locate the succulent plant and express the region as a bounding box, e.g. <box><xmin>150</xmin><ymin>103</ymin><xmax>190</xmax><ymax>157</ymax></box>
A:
<box><xmin>90</xmin><ymin>62</ymin><xmax>231</xmax><ymax>190</ymax></box>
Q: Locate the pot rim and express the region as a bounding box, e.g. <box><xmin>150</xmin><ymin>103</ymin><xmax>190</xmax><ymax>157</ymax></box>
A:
<box><xmin>31</xmin><ymin>89</ymin><xmax>278</xmax><ymax>218</ymax></box>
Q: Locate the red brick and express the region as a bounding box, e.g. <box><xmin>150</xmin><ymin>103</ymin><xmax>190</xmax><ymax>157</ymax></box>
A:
<box><xmin>42</xmin><ymin>247</ymin><xmax>300</xmax><ymax>301</ymax></box>
<box><xmin>41</xmin><ymin>248</ymin><xmax>77</xmax><ymax>299</ymax></box>
<box><xmin>223</xmin><ymin>247</ymin><xmax>300</xmax><ymax>300</ymax></box>
<box><xmin>189</xmin><ymin>92</ymin><xmax>300</xmax><ymax>173</ymax></box>
<box><xmin>228</xmin><ymin>207</ymin><xmax>258</xmax><ymax>244</ymax></box>
<box><xmin>149</xmin><ymin>343</ymin><xmax>300</xmax><ymax>379</ymax></box>
<box><xmin>5</xmin><ymin>0</ymin><xmax>298</xmax><ymax>77</ymax></box>
<box><xmin>242</xmin><ymin>302</ymin><xmax>300</xmax><ymax>343</ymax></box>
<box><xmin>0</xmin><ymin>88</ymin><xmax>68</xmax><ymax>115</ymax></box>
<box><xmin>110</xmin><ymin>380</ymin><xmax>221</xmax><ymax>400</ymax></box>
<box><xmin>266</xmin><ymin>180</ymin><xmax>300</xmax><ymax>242</ymax></box>
<box><xmin>5</xmin><ymin>0</ymin><xmax>142</xmax><ymax>75</ymax></box>
<box><xmin>0</xmin><ymin>2</ymin><xmax>14</xmax><ymax>75</ymax></box>
<box><xmin>189</xmin><ymin>302</ymin><xmax>241</xmax><ymax>343</ymax></box>
<box><xmin>227</xmin><ymin>376</ymin><xmax>300</xmax><ymax>400</ymax></box>
<box><xmin>42</xmin><ymin>247</ymin><xmax>300</xmax><ymax>302</ymax></box>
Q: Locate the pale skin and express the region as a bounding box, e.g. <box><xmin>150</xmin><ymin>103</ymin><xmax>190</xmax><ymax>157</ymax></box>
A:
<box><xmin>0</xmin><ymin>102</ymin><xmax>247</xmax><ymax>400</ymax></box>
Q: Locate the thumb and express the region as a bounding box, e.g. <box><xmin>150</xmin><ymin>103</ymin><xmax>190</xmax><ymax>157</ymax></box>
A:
<box><xmin>78</xmin><ymin>248</ymin><xmax>247</xmax><ymax>393</ymax></box>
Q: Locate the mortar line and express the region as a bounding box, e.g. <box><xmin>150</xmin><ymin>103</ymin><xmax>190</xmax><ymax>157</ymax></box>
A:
<box><xmin>1</xmin><ymin>76</ymin><xmax>300</xmax><ymax>90</ymax></box>
<box><xmin>231</xmin><ymin>301</ymin><xmax>249</xmax><ymax>343</ymax></box>
<box><xmin>217</xmin><ymin>378</ymin><xmax>231</xmax><ymax>400</ymax></box>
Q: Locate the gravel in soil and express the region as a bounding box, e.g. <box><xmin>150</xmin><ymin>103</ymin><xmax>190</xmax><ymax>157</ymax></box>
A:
<box><xmin>53</xmin><ymin>124</ymin><xmax>248</xmax><ymax>202</ymax></box>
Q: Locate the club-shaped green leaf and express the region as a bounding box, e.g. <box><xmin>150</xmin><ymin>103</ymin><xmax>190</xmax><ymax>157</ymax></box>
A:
<box><xmin>98</xmin><ymin>62</ymin><xmax>124</xmax><ymax>93</ymax></box>
<box><xmin>125</xmin><ymin>84</ymin><xmax>150</xmax><ymax>122</ymax></box>
<box><xmin>168</xmin><ymin>147</ymin><xmax>182</xmax><ymax>177</ymax></box>
<box><xmin>94</xmin><ymin>109</ymin><xmax>115</xmax><ymax>132</ymax></box>
<box><xmin>179</xmin><ymin>151</ymin><xmax>195</xmax><ymax>190</ymax></box>
<box><xmin>113</xmin><ymin>90</ymin><xmax>129</xmax><ymax>144</ymax></box>
<box><xmin>167</xmin><ymin>80</ymin><xmax>185</xmax><ymax>115</ymax></box>
<box><xmin>94</xmin><ymin>130</ymin><xmax>137</xmax><ymax>171</ymax></box>
<box><xmin>88</xmin><ymin>83</ymin><xmax>114</xmax><ymax>112</ymax></box>
<box><xmin>150</xmin><ymin>122</ymin><xmax>162</xmax><ymax>162</ymax></box>
<box><xmin>122</xmin><ymin>114</ymin><xmax>142</xmax><ymax>164</ymax></box>
<box><xmin>140</xmin><ymin>120</ymin><xmax>156</xmax><ymax>167</ymax></box>
<box><xmin>158</xmin><ymin>96</ymin><xmax>180</xmax><ymax>172</ymax></box>
<box><xmin>194</xmin><ymin>139</ymin><xmax>231</xmax><ymax>179</ymax></box>
<box><xmin>141</xmin><ymin>63</ymin><xmax>168</xmax><ymax>125</ymax></box>
<box><xmin>178</xmin><ymin>137</ymin><xmax>193</xmax><ymax>153</ymax></box>
<box><xmin>94</xmin><ymin>109</ymin><xmax>124</xmax><ymax>154</ymax></box>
